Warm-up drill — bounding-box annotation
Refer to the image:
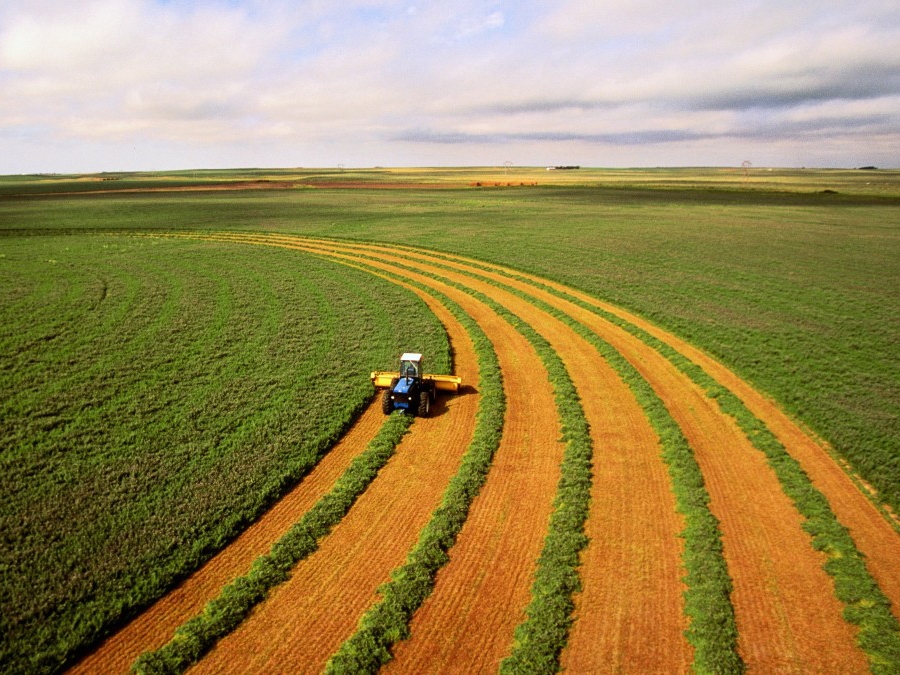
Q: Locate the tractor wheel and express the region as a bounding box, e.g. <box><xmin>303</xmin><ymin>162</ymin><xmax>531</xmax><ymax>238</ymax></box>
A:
<box><xmin>417</xmin><ymin>390</ymin><xmax>430</xmax><ymax>417</ymax></box>
<box><xmin>381</xmin><ymin>389</ymin><xmax>393</xmax><ymax>415</ymax></box>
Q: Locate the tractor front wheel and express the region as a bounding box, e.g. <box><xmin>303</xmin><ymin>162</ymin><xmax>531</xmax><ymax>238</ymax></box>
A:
<box><xmin>381</xmin><ymin>390</ymin><xmax>393</xmax><ymax>415</ymax></box>
<box><xmin>417</xmin><ymin>390</ymin><xmax>430</xmax><ymax>417</ymax></box>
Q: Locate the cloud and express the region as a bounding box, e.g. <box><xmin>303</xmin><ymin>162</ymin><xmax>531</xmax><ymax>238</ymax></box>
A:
<box><xmin>449</xmin><ymin>10</ymin><xmax>504</xmax><ymax>42</ymax></box>
<box><xmin>1</xmin><ymin>0</ymin><xmax>899</xmax><ymax>171</ymax></box>
<box><xmin>395</xmin><ymin>128</ymin><xmax>710</xmax><ymax>146</ymax></box>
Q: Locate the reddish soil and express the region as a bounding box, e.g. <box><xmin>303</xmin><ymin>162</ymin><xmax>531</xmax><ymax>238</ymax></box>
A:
<box><xmin>486</xmin><ymin>257</ymin><xmax>900</xmax><ymax>625</ymax></box>
<box><xmin>301</xmin><ymin>181</ymin><xmax>453</xmax><ymax>189</ymax></box>
<box><xmin>381</xmin><ymin>273</ymin><xmax>565</xmax><ymax>672</ymax></box>
<box><xmin>331</xmin><ymin>244</ymin><xmax>691</xmax><ymax>672</ymax></box>
<box><xmin>306</xmin><ymin>239</ymin><xmax>871</xmax><ymax>672</ymax></box>
<box><xmin>68</xmin><ymin>401</ymin><xmax>386</xmax><ymax>674</ymax></box>
<box><xmin>190</xmin><ymin>281</ymin><xmax>480</xmax><ymax>673</ymax></box>
<box><xmin>616</xmin><ymin>320</ymin><xmax>900</xmax><ymax>622</ymax></box>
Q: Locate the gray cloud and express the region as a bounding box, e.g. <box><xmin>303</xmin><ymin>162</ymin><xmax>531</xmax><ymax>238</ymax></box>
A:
<box><xmin>395</xmin><ymin>128</ymin><xmax>712</xmax><ymax>146</ymax></box>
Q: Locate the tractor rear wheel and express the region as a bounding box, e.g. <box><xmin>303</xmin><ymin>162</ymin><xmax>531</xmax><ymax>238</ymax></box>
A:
<box><xmin>381</xmin><ymin>389</ymin><xmax>393</xmax><ymax>415</ymax></box>
<box><xmin>417</xmin><ymin>390</ymin><xmax>430</xmax><ymax>417</ymax></box>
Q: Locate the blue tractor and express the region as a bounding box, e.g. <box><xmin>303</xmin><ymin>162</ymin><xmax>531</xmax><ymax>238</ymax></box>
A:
<box><xmin>371</xmin><ymin>352</ymin><xmax>461</xmax><ymax>417</ymax></box>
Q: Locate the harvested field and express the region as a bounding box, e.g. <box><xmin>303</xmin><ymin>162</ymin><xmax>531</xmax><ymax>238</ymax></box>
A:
<box><xmin>189</xmin><ymin>283</ymin><xmax>480</xmax><ymax>673</ymax></box>
<box><xmin>329</xmin><ymin>244</ymin><xmax>690</xmax><ymax>672</ymax></box>
<box><xmin>60</xmin><ymin>232</ymin><xmax>900</xmax><ymax>674</ymax></box>
<box><xmin>427</xmin><ymin>247</ymin><xmax>900</xmax><ymax>627</ymax></box>
<box><xmin>68</xmin><ymin>401</ymin><xmax>386</xmax><ymax>674</ymax></box>
<box><xmin>290</xmin><ymin>238</ymin><xmax>870</xmax><ymax>672</ymax></box>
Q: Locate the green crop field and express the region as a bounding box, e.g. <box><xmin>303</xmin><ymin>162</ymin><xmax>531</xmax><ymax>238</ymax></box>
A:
<box><xmin>1</xmin><ymin>166</ymin><xmax>898</xmax><ymax>672</ymax></box>
<box><xmin>0</xmin><ymin>231</ymin><xmax>449</xmax><ymax>671</ymax></box>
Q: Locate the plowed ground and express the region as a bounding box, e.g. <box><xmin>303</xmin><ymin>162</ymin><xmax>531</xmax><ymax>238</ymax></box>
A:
<box><xmin>71</xmin><ymin>233</ymin><xmax>900</xmax><ymax>674</ymax></box>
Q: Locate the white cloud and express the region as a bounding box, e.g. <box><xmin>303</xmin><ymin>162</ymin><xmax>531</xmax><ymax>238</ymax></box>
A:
<box><xmin>1</xmin><ymin>0</ymin><xmax>899</xmax><ymax>171</ymax></box>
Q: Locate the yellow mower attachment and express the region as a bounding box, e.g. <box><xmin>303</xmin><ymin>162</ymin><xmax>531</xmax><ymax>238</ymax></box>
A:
<box><xmin>371</xmin><ymin>371</ymin><xmax>462</xmax><ymax>392</ymax></box>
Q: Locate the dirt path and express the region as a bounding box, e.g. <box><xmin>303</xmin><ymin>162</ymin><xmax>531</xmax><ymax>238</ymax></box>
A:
<box><xmin>299</xmin><ymin>238</ymin><xmax>869</xmax><ymax>672</ymax></box>
<box><xmin>190</xmin><ymin>277</ymin><xmax>482</xmax><ymax>673</ymax></box>
<box><xmin>68</xmin><ymin>401</ymin><xmax>386</xmax><ymax>674</ymax></box>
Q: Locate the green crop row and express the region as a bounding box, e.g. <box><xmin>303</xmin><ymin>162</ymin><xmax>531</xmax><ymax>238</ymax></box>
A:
<box><xmin>483</xmin><ymin>302</ymin><xmax>593</xmax><ymax>674</ymax></box>
<box><xmin>468</xmin><ymin>258</ymin><xmax>900</xmax><ymax>672</ymax></box>
<box><xmin>132</xmin><ymin>411</ymin><xmax>414</xmax><ymax>674</ymax></box>
<box><xmin>304</xmin><ymin>245</ymin><xmax>596</xmax><ymax>672</ymax></box>
<box><xmin>324</xmin><ymin>272</ymin><xmax>505</xmax><ymax>673</ymax></box>
<box><xmin>462</xmin><ymin>269</ymin><xmax>743</xmax><ymax>672</ymax></box>
<box><xmin>337</xmin><ymin>243</ymin><xmax>741</xmax><ymax>673</ymax></box>
<box><xmin>634</xmin><ymin>331</ymin><xmax>900</xmax><ymax>671</ymax></box>
<box><xmin>0</xmin><ymin>234</ymin><xmax>450</xmax><ymax>673</ymax></box>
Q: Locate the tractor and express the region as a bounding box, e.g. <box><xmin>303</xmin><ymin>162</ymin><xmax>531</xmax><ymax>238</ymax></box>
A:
<box><xmin>371</xmin><ymin>352</ymin><xmax>461</xmax><ymax>417</ymax></box>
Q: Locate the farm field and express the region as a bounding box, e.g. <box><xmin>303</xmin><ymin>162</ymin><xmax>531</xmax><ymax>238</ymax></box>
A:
<box><xmin>1</xmin><ymin>168</ymin><xmax>899</xmax><ymax>673</ymax></box>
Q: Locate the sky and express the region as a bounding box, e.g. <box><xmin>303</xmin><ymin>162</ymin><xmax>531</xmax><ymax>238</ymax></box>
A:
<box><xmin>1</xmin><ymin>0</ymin><xmax>899</xmax><ymax>173</ymax></box>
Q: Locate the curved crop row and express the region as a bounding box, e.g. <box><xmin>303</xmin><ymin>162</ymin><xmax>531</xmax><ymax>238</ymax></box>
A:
<box><xmin>337</xmin><ymin>236</ymin><xmax>900</xmax><ymax>670</ymax></box>
<box><xmin>264</xmin><ymin>235</ymin><xmax>896</xmax><ymax>668</ymax></box>
<box><xmin>37</xmin><ymin>229</ymin><xmax>900</xmax><ymax>674</ymax></box>
<box><xmin>70</xmin><ymin>403</ymin><xmax>390</xmax><ymax>674</ymax></box>
<box><xmin>483</xmin><ymin>276</ymin><xmax>742</xmax><ymax>671</ymax></box>
<box><xmin>184</xmin><ymin>264</ymin><xmax>483</xmax><ymax>673</ymax></box>
<box><xmin>0</xmin><ymin>235</ymin><xmax>450</xmax><ymax>674</ymax></box>
<box><xmin>133</xmin><ymin>412</ymin><xmax>414</xmax><ymax>674</ymax></box>
<box><xmin>198</xmin><ymin>234</ymin><xmax>568</xmax><ymax>672</ymax></box>
<box><xmin>477</xmin><ymin>293</ymin><xmax>593</xmax><ymax>673</ymax></box>
<box><xmin>317</xmin><ymin>256</ymin><xmax>594</xmax><ymax>673</ymax></box>
<box><xmin>278</xmin><ymin>236</ymin><xmax>737</xmax><ymax>672</ymax></box>
<box><xmin>200</xmin><ymin>231</ymin><xmax>564</xmax><ymax>672</ymax></box>
<box><xmin>435</xmin><ymin>250</ymin><xmax>900</xmax><ymax>670</ymax></box>
<box><xmin>325</xmin><ymin>278</ymin><xmax>505</xmax><ymax>672</ymax></box>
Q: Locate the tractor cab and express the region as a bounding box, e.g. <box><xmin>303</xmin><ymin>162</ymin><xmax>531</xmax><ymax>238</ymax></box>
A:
<box><xmin>399</xmin><ymin>353</ymin><xmax>422</xmax><ymax>381</ymax></box>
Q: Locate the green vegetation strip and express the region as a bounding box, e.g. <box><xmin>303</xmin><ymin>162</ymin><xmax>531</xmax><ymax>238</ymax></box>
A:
<box><xmin>650</xmin><ymin>340</ymin><xmax>900</xmax><ymax>671</ymax></box>
<box><xmin>324</xmin><ymin>275</ymin><xmax>505</xmax><ymax>673</ymax></box>
<box><xmin>404</xmin><ymin>245</ymin><xmax>900</xmax><ymax>672</ymax></box>
<box><xmin>304</xmin><ymin>239</ymin><xmax>743</xmax><ymax>672</ymax></box>
<box><xmin>297</xmin><ymin>244</ymin><xmax>596</xmax><ymax>672</ymax></box>
<box><xmin>131</xmin><ymin>412</ymin><xmax>414</xmax><ymax>675</ymax></box>
<box><xmin>483</xmin><ymin>274</ymin><xmax>742</xmax><ymax>673</ymax></box>
<box><xmin>487</xmin><ymin>299</ymin><xmax>593</xmax><ymax>673</ymax></box>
